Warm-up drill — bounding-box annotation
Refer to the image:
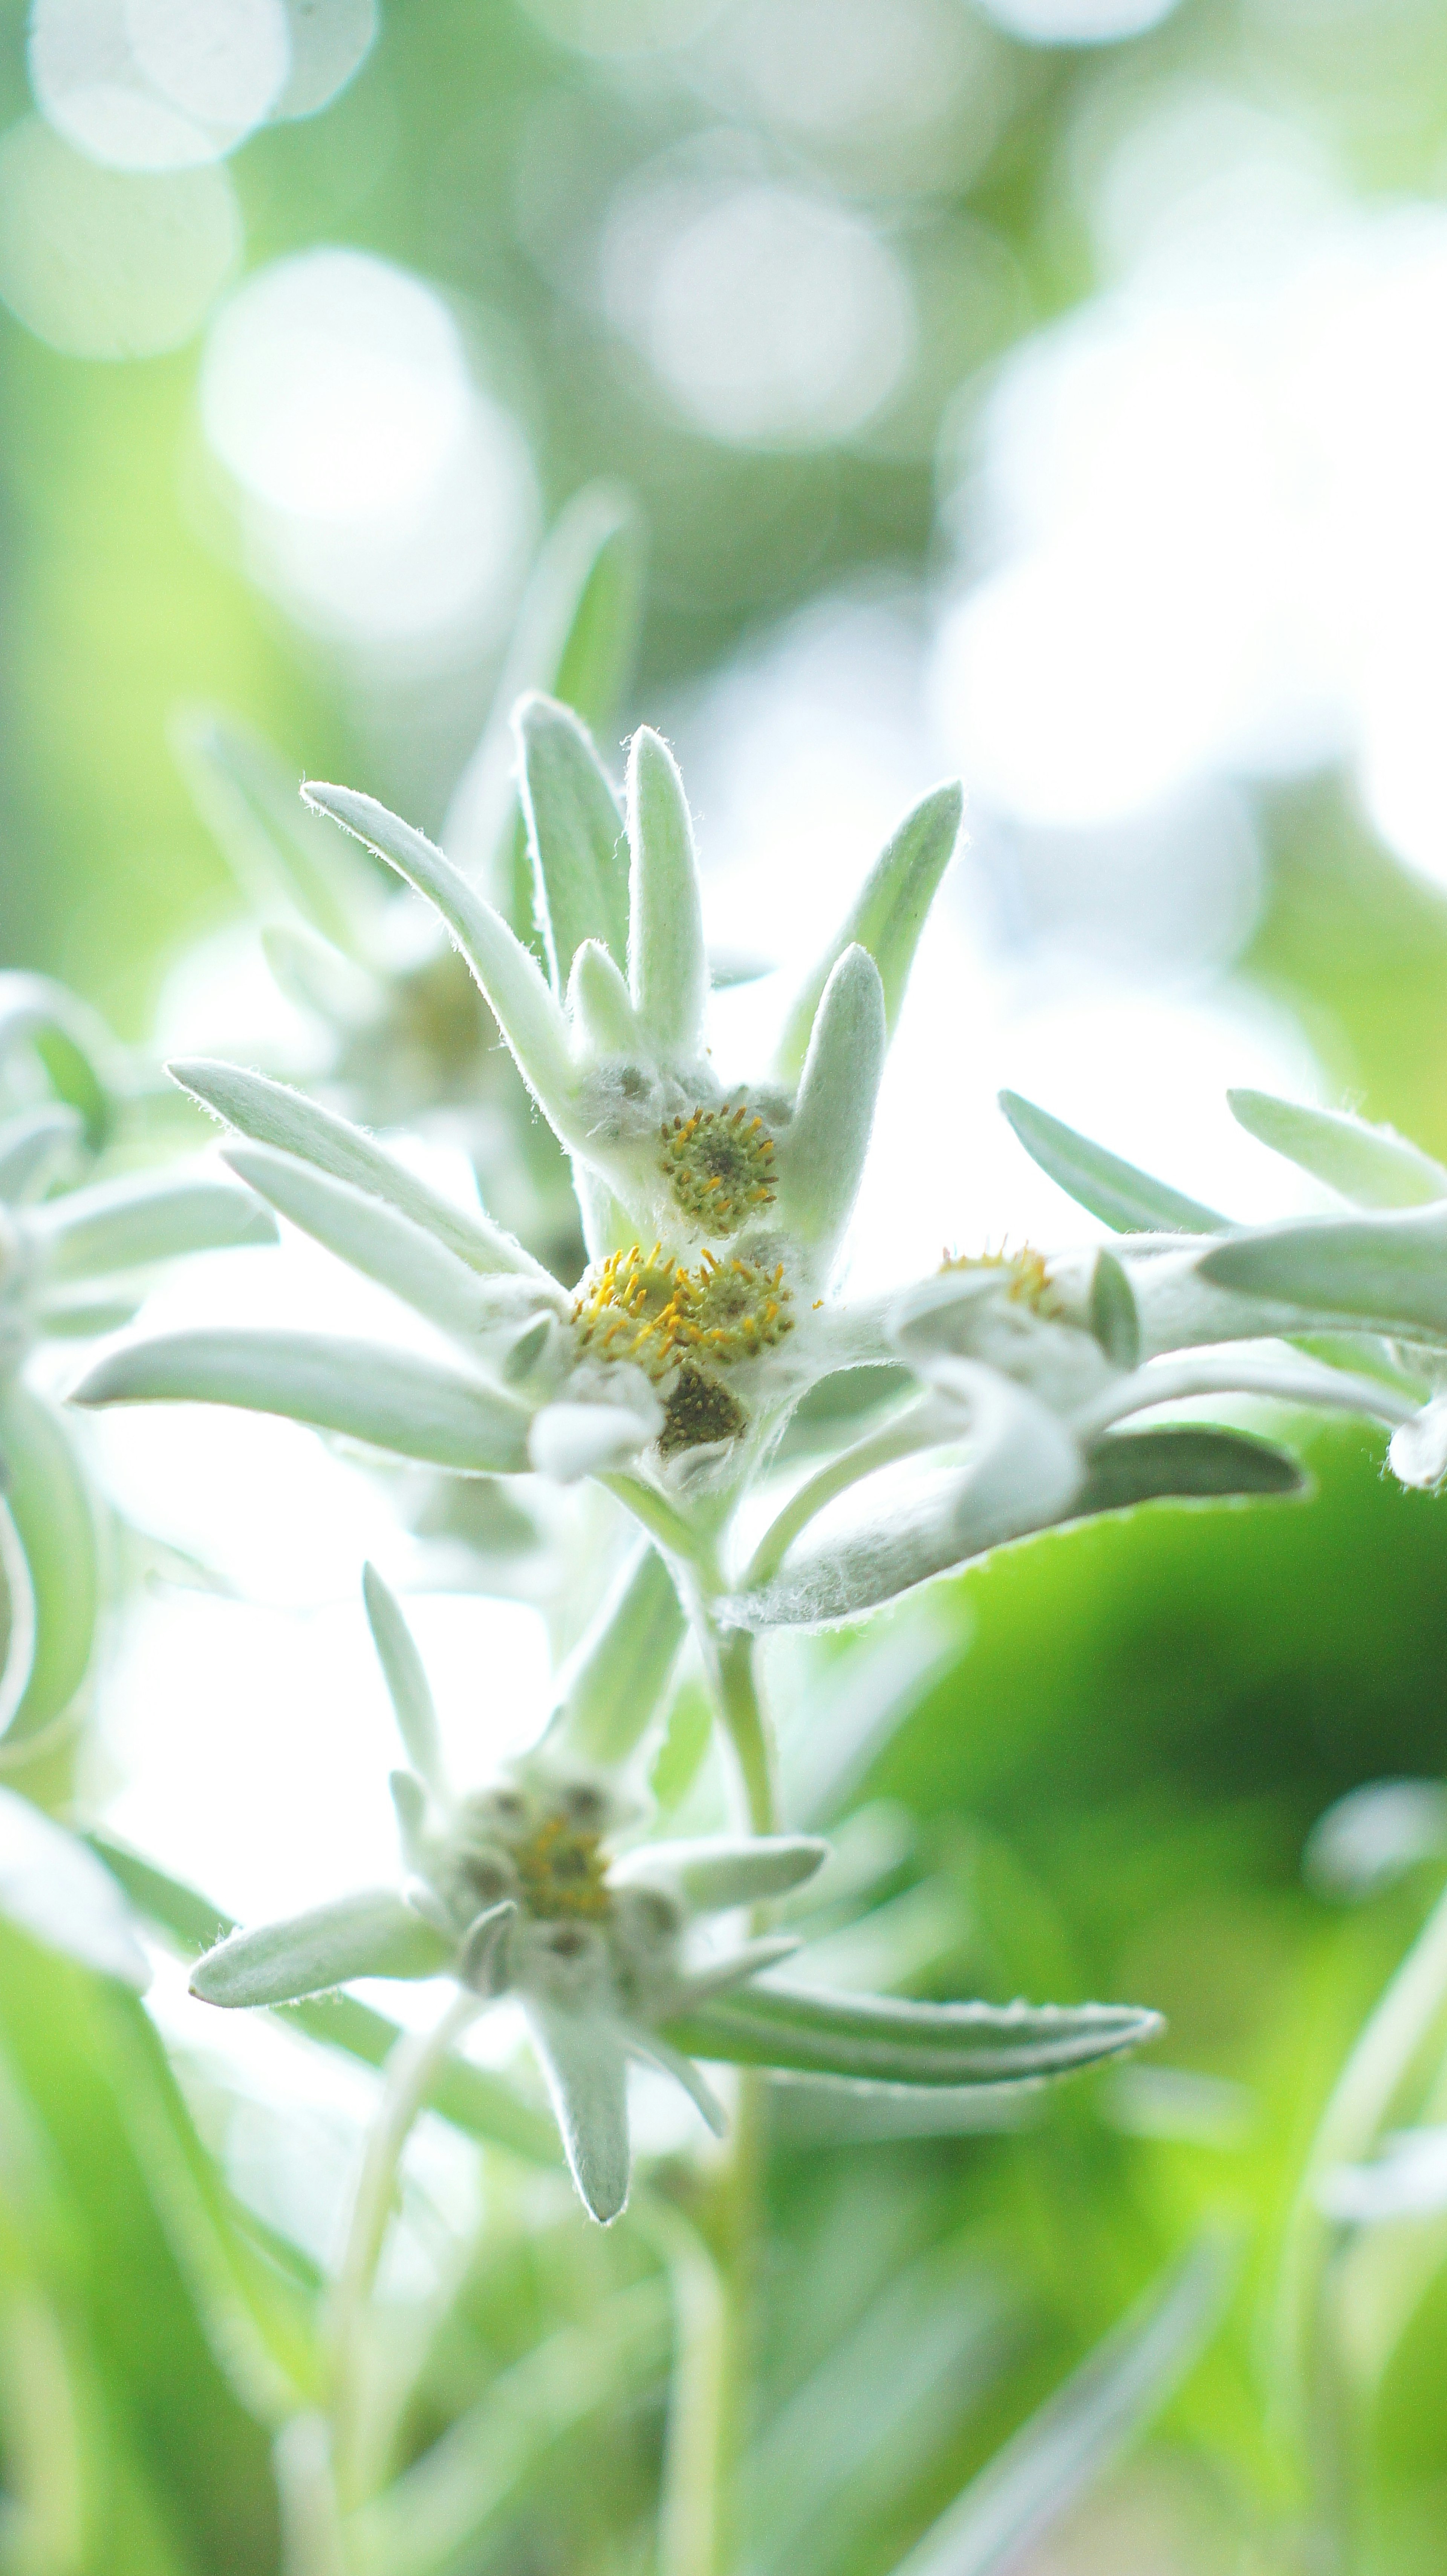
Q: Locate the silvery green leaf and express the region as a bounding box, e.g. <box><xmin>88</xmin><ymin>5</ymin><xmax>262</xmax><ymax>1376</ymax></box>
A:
<box><xmin>1089</xmin><ymin>1249</ymin><xmax>1140</xmax><ymax>1366</ymax></box>
<box><xmin>173</xmin><ymin>708</ymin><xmax>381</xmax><ymax>957</ymax></box>
<box><xmin>1200</xmin><ymin>1203</ymin><xmax>1447</xmax><ymax>1337</ymax></box>
<box><xmin>668</xmin><ymin>1936</ymin><xmax>802</xmax><ymax>2008</ymax></box>
<box><xmin>1072</xmin><ymin>1426</ymin><xmax>1306</xmax><ymax>1517</ymax></box>
<box><xmin>390</xmin><ymin>1768</ymin><xmax>429</xmax><ymax>1867</ymax></box>
<box><xmin>734</xmin><ymin>1367</ymin><xmax>1081</xmax><ymax>1630</ymax></box>
<box><xmin>626</xmin><ymin>727</ymin><xmax>707</xmax><ymax>1064</ymax></box>
<box><xmin>544</xmin><ymin>1541</ymin><xmax>685</xmax><ymax>1767</ymax></box>
<box><xmin>624</xmin><ymin>2023</ymin><xmax>727</xmax><ymax>2136</ymax></box>
<box><xmin>457</xmin><ymin>1898</ymin><xmax>518</xmax><ymax>1995</ymax></box>
<box><xmin>567</xmin><ymin>937</ymin><xmax>642</xmax><ymax>1058</ymax></box>
<box><xmin>889</xmin><ymin>2239</ymin><xmax>1231</xmax><ymax>2576</ymax></box>
<box><xmin>0</xmin><ymin>1501</ymin><xmax>36</xmax><ymax>1738</ymax></box>
<box><xmin>444</xmin><ymin>484</ymin><xmax>643</xmax><ymax>888</ymax></box>
<box><xmin>219</xmin><ymin>1143</ymin><xmax>519</xmax><ymax>1351</ymax></box>
<box><xmin>999</xmin><ymin>1092</ymin><xmax>1226</xmax><ymax>1233</ymax></box>
<box><xmin>524</xmin><ymin>2002</ymin><xmax>632</xmax><ymax>2222</ymax></box>
<box><xmin>0</xmin><ymin>1104</ymin><xmax>84</xmax><ymax>1201</ymax></box>
<box><xmin>0</xmin><ymin>971</ymin><xmax>115</xmax><ymax>1149</ymax></box>
<box><xmin>71</xmin><ymin>1330</ymin><xmax>534</xmax><ymax>1473</ymax></box>
<box><xmin>1228</xmin><ymin>1088</ymin><xmax>1447</xmax><ymax>1208</ymax></box>
<box><xmin>0</xmin><ymin>1785</ymin><xmax>150</xmax><ymax>1989</ymax></box>
<box><xmin>364</xmin><ymin>1562</ymin><xmax>447</xmax><ymax>1795</ymax></box>
<box><xmin>31</xmin><ymin>1169</ymin><xmax>276</xmax><ymax>1280</ymax></box>
<box><xmin>528</xmin><ymin>1394</ymin><xmax>660</xmax><ymax>1483</ymax></box>
<box><xmin>779</xmin><ymin>946</ymin><xmax>886</xmax><ymax>1263</ymax></box>
<box><xmin>260</xmin><ymin>920</ymin><xmax>381</xmax><ymax>1027</ymax></box>
<box><xmin>170</xmin><ymin>1057</ymin><xmax>543</xmax><ymax>1280</ymax></box>
<box><xmin>1305</xmin><ymin>1780</ymin><xmax>1447</xmax><ymax>1902</ymax></box>
<box><xmin>616</xmin><ymin>1836</ymin><xmax>828</xmax><ymax>1913</ymax></box>
<box><xmin>300</xmin><ymin>785</ymin><xmax>580</xmax><ymax>1144</ymax></box>
<box><xmin>191</xmin><ymin>1889</ymin><xmax>451</xmax><ymax>2006</ymax></box>
<box><xmin>664</xmin><ymin>1982</ymin><xmax>1162</xmax><ymax>2086</ymax></box>
<box><xmin>35</xmin><ymin>1289</ymin><xmax>145</xmax><ymax>1337</ymax></box>
<box><xmin>1390</xmin><ymin>1392</ymin><xmax>1447</xmax><ymax>1489</ymax></box>
<box><xmin>0</xmin><ymin>1380</ymin><xmax>99</xmax><ymax>1736</ymax></box>
<box><xmin>515</xmin><ymin>693</ymin><xmax>630</xmax><ymax>993</ymax></box>
<box><xmin>1076</xmin><ymin>1345</ymin><xmax>1416</xmax><ymax>1440</ymax></box>
<box><xmin>775</xmin><ymin>781</ymin><xmax>964</xmax><ymax>1081</ymax></box>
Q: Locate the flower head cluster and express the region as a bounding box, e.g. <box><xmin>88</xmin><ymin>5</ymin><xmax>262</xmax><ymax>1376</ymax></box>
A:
<box><xmin>72</xmin><ymin>704</ymin><xmax>1421</xmax><ymax>1633</ymax></box>
<box><xmin>190</xmin><ymin>1566</ymin><xmax>822</xmax><ymax>2220</ymax></box>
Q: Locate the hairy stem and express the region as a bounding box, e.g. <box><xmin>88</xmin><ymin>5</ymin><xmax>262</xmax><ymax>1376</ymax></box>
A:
<box><xmin>329</xmin><ymin>1986</ymin><xmax>480</xmax><ymax>2520</ymax></box>
<box><xmin>743</xmin><ymin>1401</ymin><xmax>931</xmax><ymax>1593</ymax></box>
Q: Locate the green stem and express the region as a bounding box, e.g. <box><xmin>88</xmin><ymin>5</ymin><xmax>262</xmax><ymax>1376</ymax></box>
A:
<box><xmin>329</xmin><ymin>1987</ymin><xmax>480</xmax><ymax>2521</ymax></box>
<box><xmin>707</xmin><ymin>1623</ymin><xmax>778</xmax><ymax>1839</ymax></box>
<box><xmin>633</xmin><ymin>2195</ymin><xmax>729</xmax><ymax>2576</ymax></box>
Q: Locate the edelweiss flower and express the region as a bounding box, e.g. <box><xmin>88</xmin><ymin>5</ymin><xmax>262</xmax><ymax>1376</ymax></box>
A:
<box><xmin>70</xmin><ymin>708</ymin><xmax>1414</xmax><ymax>1636</ymax></box>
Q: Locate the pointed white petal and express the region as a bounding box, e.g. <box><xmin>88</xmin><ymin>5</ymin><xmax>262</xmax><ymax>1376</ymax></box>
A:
<box><xmin>778</xmin><ymin>945</ymin><xmax>885</xmax><ymax>1265</ymax></box>
<box><xmin>525</xmin><ymin>2002</ymin><xmax>632</xmax><ymax>2222</ymax></box>
<box><xmin>627</xmin><ymin>727</ymin><xmax>706</xmax><ymax>1063</ymax></box>
<box><xmin>191</xmin><ymin>1888</ymin><xmax>451</xmax><ymax>2006</ymax></box>
<box><xmin>363</xmin><ymin>1564</ymin><xmax>448</xmax><ymax>1793</ymax></box>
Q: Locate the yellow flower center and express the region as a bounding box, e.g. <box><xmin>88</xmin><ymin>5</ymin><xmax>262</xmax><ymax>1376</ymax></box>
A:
<box><xmin>939</xmin><ymin>1241</ymin><xmax>1056</xmax><ymax>1313</ymax></box>
<box><xmin>661</xmin><ymin>1101</ymin><xmax>777</xmax><ymax>1233</ymax></box>
<box><xmin>572</xmin><ymin>1245</ymin><xmax>795</xmax><ymax>1382</ymax></box>
<box><xmin>513</xmin><ymin>1815</ymin><xmax>612</xmax><ymax>1922</ymax></box>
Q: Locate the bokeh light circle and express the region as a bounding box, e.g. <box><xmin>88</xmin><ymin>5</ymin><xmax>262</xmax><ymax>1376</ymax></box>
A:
<box><xmin>0</xmin><ymin>115</ymin><xmax>240</xmax><ymax>357</ymax></box>
<box><xmin>514</xmin><ymin>0</ymin><xmax>726</xmax><ymax>58</ymax></box>
<box><xmin>607</xmin><ymin>178</ymin><xmax>915</xmax><ymax>449</ymax></box>
<box><xmin>29</xmin><ymin>0</ymin><xmax>291</xmax><ymax>170</ymax></box>
<box><xmin>973</xmin><ymin>0</ymin><xmax>1183</xmax><ymax>39</ymax></box>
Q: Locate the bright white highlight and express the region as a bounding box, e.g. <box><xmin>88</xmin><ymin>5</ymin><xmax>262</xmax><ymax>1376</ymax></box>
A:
<box><xmin>931</xmin><ymin>103</ymin><xmax>1447</xmax><ymax>892</ymax></box>
<box><xmin>0</xmin><ymin>116</ymin><xmax>239</xmax><ymax>357</ymax></box>
<box><xmin>30</xmin><ymin>0</ymin><xmax>288</xmax><ymax>170</ymax></box>
<box><xmin>974</xmin><ymin>0</ymin><xmax>1181</xmax><ymax>38</ymax></box>
<box><xmin>606</xmin><ymin>174</ymin><xmax>914</xmax><ymax>448</ymax></box>
<box><xmin>200</xmin><ymin>250</ymin><xmax>538</xmax><ymax>645</ymax></box>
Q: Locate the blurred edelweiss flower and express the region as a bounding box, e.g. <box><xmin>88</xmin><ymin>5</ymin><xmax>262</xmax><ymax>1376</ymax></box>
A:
<box><xmin>182</xmin><ymin>1561</ymin><xmax>1162</xmax><ymax>2221</ymax></box>
<box><xmin>72</xmin><ymin>703</ymin><xmax>1416</xmax><ymax>1630</ymax></box>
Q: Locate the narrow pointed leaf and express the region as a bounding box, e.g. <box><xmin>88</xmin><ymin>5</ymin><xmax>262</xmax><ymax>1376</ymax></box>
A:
<box><xmin>170</xmin><ymin>1057</ymin><xmax>542</xmax><ymax>1280</ymax></box>
<box><xmin>0</xmin><ymin>1787</ymin><xmax>150</xmax><ymax>1988</ymax></box>
<box><xmin>173</xmin><ymin>708</ymin><xmax>380</xmax><ymax>957</ymax></box>
<box><xmin>1228</xmin><ymin>1088</ymin><xmax>1447</xmax><ymax>1208</ymax></box>
<box><xmin>545</xmin><ymin>1541</ymin><xmax>685</xmax><ymax>1767</ymax></box>
<box><xmin>525</xmin><ymin>2003</ymin><xmax>632</xmax><ymax>2221</ymax></box>
<box><xmin>664</xmin><ymin>1981</ymin><xmax>1162</xmax><ymax>2086</ymax></box>
<box><xmin>616</xmin><ymin>1837</ymin><xmax>828</xmax><ymax>1912</ymax></box>
<box><xmin>220</xmin><ymin>1143</ymin><xmax>517</xmax><ymax>1348</ymax></box>
<box><xmin>779</xmin><ymin>946</ymin><xmax>886</xmax><ymax>1261</ymax></box>
<box><xmin>776</xmin><ymin>781</ymin><xmax>964</xmax><ymax>1080</ymax></box>
<box><xmin>31</xmin><ymin>1169</ymin><xmax>276</xmax><ymax>1280</ymax></box>
<box><xmin>999</xmin><ymin>1092</ymin><xmax>1226</xmax><ymax>1233</ymax></box>
<box><xmin>627</xmin><ymin>727</ymin><xmax>707</xmax><ymax>1062</ymax></box>
<box><xmin>1201</xmin><ymin>1203</ymin><xmax>1447</xmax><ymax>1337</ymax></box>
<box><xmin>1089</xmin><ymin>1248</ymin><xmax>1139</xmax><ymax>1366</ymax></box>
<box><xmin>191</xmin><ymin>1890</ymin><xmax>451</xmax><ymax>2006</ymax></box>
<box><xmin>363</xmin><ymin>1564</ymin><xmax>447</xmax><ymax>1795</ymax></box>
<box><xmin>90</xmin><ymin>1834</ymin><xmax>558</xmax><ymax>2163</ymax></box>
<box><xmin>1072</xmin><ymin>1426</ymin><xmax>1306</xmax><ymax>1517</ymax></box>
<box><xmin>516</xmin><ymin>694</ymin><xmax>630</xmax><ymax>993</ymax></box>
<box><xmin>567</xmin><ymin>937</ymin><xmax>641</xmax><ymax>1057</ymax></box>
<box><xmin>300</xmin><ymin>785</ymin><xmax>580</xmax><ymax>1141</ymax></box>
<box><xmin>890</xmin><ymin>2241</ymin><xmax>1232</xmax><ymax>2576</ymax></box>
<box><xmin>71</xmin><ymin>1330</ymin><xmax>534</xmax><ymax>1472</ymax></box>
<box><xmin>668</xmin><ymin>1937</ymin><xmax>801</xmax><ymax>2007</ymax></box>
<box><xmin>0</xmin><ymin>1104</ymin><xmax>83</xmax><ymax>1201</ymax></box>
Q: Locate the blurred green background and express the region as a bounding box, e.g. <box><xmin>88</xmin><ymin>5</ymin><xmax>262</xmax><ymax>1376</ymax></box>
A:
<box><xmin>5</xmin><ymin>0</ymin><xmax>1447</xmax><ymax>2569</ymax></box>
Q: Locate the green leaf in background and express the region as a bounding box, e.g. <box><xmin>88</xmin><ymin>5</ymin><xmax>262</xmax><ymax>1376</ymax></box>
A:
<box><xmin>0</xmin><ymin>1102</ymin><xmax>84</xmax><ymax>1200</ymax></box>
<box><xmin>998</xmin><ymin>1092</ymin><xmax>1228</xmax><ymax>1233</ymax></box>
<box><xmin>0</xmin><ymin>972</ymin><xmax>118</xmax><ymax>1153</ymax></box>
<box><xmin>0</xmin><ymin>1380</ymin><xmax>98</xmax><ymax>1741</ymax></box>
<box><xmin>775</xmin><ymin>782</ymin><xmax>963</xmax><ymax>1082</ymax></box>
<box><xmin>0</xmin><ymin>1790</ymin><xmax>150</xmax><ymax>1987</ymax></box>
<box><xmin>662</xmin><ymin>1982</ymin><xmax>1162</xmax><ymax>2086</ymax></box>
<box><xmin>71</xmin><ymin>1327</ymin><xmax>535</xmax><ymax>1472</ymax></box>
<box><xmin>1228</xmin><ymin>1088</ymin><xmax>1447</xmax><ymax>1207</ymax></box>
<box><xmin>887</xmin><ymin>2240</ymin><xmax>1233</xmax><ymax>2576</ymax></box>
<box><xmin>171</xmin><ymin>708</ymin><xmax>384</xmax><ymax>960</ymax></box>
<box><xmin>543</xmin><ymin>1540</ymin><xmax>686</xmax><ymax>1769</ymax></box>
